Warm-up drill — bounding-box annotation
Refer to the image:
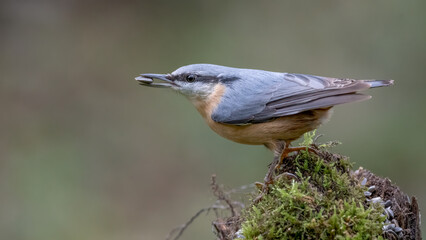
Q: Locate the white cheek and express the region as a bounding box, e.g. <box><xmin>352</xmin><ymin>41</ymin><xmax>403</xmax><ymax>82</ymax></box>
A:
<box><xmin>178</xmin><ymin>82</ymin><xmax>216</xmax><ymax>99</ymax></box>
<box><xmin>194</xmin><ymin>83</ymin><xmax>216</xmax><ymax>96</ymax></box>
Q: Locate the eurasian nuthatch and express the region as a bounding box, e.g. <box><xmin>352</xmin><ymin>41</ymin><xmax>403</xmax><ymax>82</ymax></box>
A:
<box><xmin>136</xmin><ymin>64</ymin><xmax>393</xmax><ymax>183</ymax></box>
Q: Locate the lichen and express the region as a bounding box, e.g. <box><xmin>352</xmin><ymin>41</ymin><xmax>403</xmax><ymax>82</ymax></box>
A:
<box><xmin>237</xmin><ymin>134</ymin><xmax>387</xmax><ymax>240</ymax></box>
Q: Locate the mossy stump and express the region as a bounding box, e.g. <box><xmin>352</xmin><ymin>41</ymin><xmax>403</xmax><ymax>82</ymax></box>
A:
<box><xmin>212</xmin><ymin>145</ymin><xmax>421</xmax><ymax>240</ymax></box>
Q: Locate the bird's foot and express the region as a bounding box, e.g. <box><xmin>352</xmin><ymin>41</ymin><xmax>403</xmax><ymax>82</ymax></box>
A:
<box><xmin>275</xmin><ymin>146</ymin><xmax>319</xmax><ymax>170</ymax></box>
<box><xmin>253</xmin><ymin>181</ymin><xmax>271</xmax><ymax>203</ymax></box>
<box><xmin>275</xmin><ymin>172</ymin><xmax>298</xmax><ymax>182</ymax></box>
<box><xmin>253</xmin><ymin>171</ymin><xmax>276</xmax><ymax>203</ymax></box>
<box><xmin>254</xmin><ymin>144</ymin><xmax>316</xmax><ymax>203</ymax></box>
<box><xmin>255</xmin><ymin>172</ymin><xmax>298</xmax><ymax>190</ymax></box>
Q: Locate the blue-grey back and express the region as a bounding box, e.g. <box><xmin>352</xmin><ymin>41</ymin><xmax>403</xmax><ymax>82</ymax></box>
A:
<box><xmin>211</xmin><ymin>67</ymin><xmax>373</xmax><ymax>124</ymax></box>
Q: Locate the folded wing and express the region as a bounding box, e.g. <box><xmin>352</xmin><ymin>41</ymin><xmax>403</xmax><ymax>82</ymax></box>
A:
<box><xmin>212</xmin><ymin>72</ymin><xmax>383</xmax><ymax>124</ymax></box>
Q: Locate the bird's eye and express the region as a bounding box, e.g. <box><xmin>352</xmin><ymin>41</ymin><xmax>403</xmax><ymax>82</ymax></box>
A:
<box><xmin>186</xmin><ymin>74</ymin><xmax>196</xmax><ymax>82</ymax></box>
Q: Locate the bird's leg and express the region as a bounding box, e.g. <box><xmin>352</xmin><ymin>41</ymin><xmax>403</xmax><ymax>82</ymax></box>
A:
<box><xmin>263</xmin><ymin>153</ymin><xmax>280</xmax><ymax>187</ymax></box>
<box><xmin>275</xmin><ymin>144</ymin><xmax>319</xmax><ymax>170</ymax></box>
<box><xmin>274</xmin><ymin>141</ymin><xmax>289</xmax><ymax>170</ymax></box>
<box><xmin>255</xmin><ymin>141</ymin><xmax>314</xmax><ymax>202</ymax></box>
<box><xmin>286</xmin><ymin>146</ymin><xmax>319</xmax><ymax>156</ymax></box>
<box><xmin>253</xmin><ymin>152</ymin><xmax>281</xmax><ymax>203</ymax></box>
<box><xmin>258</xmin><ymin>142</ymin><xmax>286</xmax><ymax>193</ymax></box>
<box><xmin>255</xmin><ymin>142</ymin><xmax>320</xmax><ymax>202</ymax></box>
<box><xmin>262</xmin><ymin>141</ymin><xmax>319</xmax><ymax>185</ymax></box>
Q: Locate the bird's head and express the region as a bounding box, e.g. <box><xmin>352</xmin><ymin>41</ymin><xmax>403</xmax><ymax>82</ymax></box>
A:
<box><xmin>136</xmin><ymin>64</ymin><xmax>239</xmax><ymax>100</ymax></box>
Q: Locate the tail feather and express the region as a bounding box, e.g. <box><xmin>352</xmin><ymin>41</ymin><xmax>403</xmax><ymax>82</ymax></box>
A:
<box><xmin>365</xmin><ymin>80</ymin><xmax>394</xmax><ymax>88</ymax></box>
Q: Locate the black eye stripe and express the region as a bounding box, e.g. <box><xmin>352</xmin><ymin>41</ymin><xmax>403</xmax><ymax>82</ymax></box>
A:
<box><xmin>178</xmin><ymin>74</ymin><xmax>223</xmax><ymax>83</ymax></box>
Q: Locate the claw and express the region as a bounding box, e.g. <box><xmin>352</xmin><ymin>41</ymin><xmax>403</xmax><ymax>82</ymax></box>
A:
<box><xmin>313</xmin><ymin>134</ymin><xmax>324</xmax><ymax>144</ymax></box>
<box><xmin>275</xmin><ymin>172</ymin><xmax>298</xmax><ymax>181</ymax></box>
<box><xmin>254</xmin><ymin>182</ymin><xmax>265</xmax><ymax>190</ymax></box>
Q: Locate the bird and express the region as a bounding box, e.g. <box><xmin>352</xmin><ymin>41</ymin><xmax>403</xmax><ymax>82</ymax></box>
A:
<box><xmin>135</xmin><ymin>64</ymin><xmax>393</xmax><ymax>186</ymax></box>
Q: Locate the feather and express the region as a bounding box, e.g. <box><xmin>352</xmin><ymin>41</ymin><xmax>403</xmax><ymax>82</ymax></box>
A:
<box><xmin>212</xmin><ymin>72</ymin><xmax>390</xmax><ymax>124</ymax></box>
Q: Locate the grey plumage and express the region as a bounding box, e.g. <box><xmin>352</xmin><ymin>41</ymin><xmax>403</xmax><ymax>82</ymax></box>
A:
<box><xmin>206</xmin><ymin>65</ymin><xmax>393</xmax><ymax>124</ymax></box>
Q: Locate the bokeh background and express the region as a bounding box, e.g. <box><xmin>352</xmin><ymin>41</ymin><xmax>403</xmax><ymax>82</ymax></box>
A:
<box><xmin>1</xmin><ymin>0</ymin><xmax>426</xmax><ymax>239</ymax></box>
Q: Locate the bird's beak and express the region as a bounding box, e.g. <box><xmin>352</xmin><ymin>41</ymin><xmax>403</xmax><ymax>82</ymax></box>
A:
<box><xmin>135</xmin><ymin>73</ymin><xmax>178</xmax><ymax>88</ymax></box>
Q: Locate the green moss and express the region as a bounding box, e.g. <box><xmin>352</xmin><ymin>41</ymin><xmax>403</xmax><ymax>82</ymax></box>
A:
<box><xmin>238</xmin><ymin>133</ymin><xmax>386</xmax><ymax>240</ymax></box>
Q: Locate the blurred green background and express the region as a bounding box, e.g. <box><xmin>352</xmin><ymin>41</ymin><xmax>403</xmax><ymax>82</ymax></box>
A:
<box><xmin>1</xmin><ymin>0</ymin><xmax>425</xmax><ymax>239</ymax></box>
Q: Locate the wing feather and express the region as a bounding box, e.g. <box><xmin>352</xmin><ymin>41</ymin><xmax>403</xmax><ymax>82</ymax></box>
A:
<box><xmin>212</xmin><ymin>72</ymin><xmax>374</xmax><ymax>124</ymax></box>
